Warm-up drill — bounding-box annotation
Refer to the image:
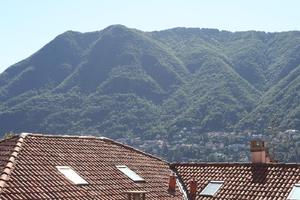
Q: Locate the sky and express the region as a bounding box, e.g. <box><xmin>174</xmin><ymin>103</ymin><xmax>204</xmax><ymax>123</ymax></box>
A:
<box><xmin>0</xmin><ymin>0</ymin><xmax>300</xmax><ymax>73</ymax></box>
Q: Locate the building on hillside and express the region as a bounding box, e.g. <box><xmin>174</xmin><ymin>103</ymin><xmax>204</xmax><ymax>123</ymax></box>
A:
<box><xmin>0</xmin><ymin>134</ymin><xmax>300</xmax><ymax>200</ymax></box>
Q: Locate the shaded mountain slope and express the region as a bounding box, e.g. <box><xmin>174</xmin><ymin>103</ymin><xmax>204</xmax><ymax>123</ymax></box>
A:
<box><xmin>162</xmin><ymin>56</ymin><xmax>260</xmax><ymax>133</ymax></box>
<box><xmin>238</xmin><ymin>64</ymin><xmax>300</xmax><ymax>131</ymax></box>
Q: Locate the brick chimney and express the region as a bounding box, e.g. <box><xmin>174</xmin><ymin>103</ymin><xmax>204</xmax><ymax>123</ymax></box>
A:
<box><xmin>125</xmin><ymin>191</ymin><xmax>147</xmax><ymax>200</ymax></box>
<box><xmin>189</xmin><ymin>178</ymin><xmax>197</xmax><ymax>200</ymax></box>
<box><xmin>168</xmin><ymin>172</ymin><xmax>177</xmax><ymax>192</ymax></box>
<box><xmin>250</xmin><ymin>140</ymin><xmax>271</xmax><ymax>164</ymax></box>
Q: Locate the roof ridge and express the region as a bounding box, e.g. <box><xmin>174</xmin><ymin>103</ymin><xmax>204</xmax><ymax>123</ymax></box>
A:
<box><xmin>17</xmin><ymin>132</ymin><xmax>104</xmax><ymax>139</ymax></box>
<box><xmin>172</xmin><ymin>162</ymin><xmax>248</xmax><ymax>165</ymax></box>
<box><xmin>100</xmin><ymin>137</ymin><xmax>169</xmax><ymax>163</ymax></box>
<box><xmin>17</xmin><ymin>132</ymin><xmax>169</xmax><ymax>163</ymax></box>
<box><xmin>171</xmin><ymin>162</ymin><xmax>300</xmax><ymax>167</ymax></box>
<box><xmin>0</xmin><ymin>134</ymin><xmax>26</xmax><ymax>193</ymax></box>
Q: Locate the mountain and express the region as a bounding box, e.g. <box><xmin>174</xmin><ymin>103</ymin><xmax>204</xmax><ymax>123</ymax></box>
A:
<box><xmin>0</xmin><ymin>25</ymin><xmax>188</xmax><ymax>138</ymax></box>
<box><xmin>1</xmin><ymin>25</ymin><xmax>300</xmax><ymax>161</ymax></box>
<box><xmin>151</xmin><ymin>28</ymin><xmax>300</xmax><ymax>132</ymax></box>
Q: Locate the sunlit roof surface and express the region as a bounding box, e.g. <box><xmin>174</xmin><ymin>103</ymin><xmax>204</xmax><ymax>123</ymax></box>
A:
<box><xmin>56</xmin><ymin>166</ymin><xmax>88</xmax><ymax>185</ymax></box>
<box><xmin>288</xmin><ymin>184</ymin><xmax>300</xmax><ymax>200</ymax></box>
<box><xmin>200</xmin><ymin>181</ymin><xmax>223</xmax><ymax>196</ymax></box>
<box><xmin>116</xmin><ymin>165</ymin><xmax>145</xmax><ymax>182</ymax></box>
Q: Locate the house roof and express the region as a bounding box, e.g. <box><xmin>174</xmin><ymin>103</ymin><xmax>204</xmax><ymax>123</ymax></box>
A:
<box><xmin>172</xmin><ymin>163</ymin><xmax>300</xmax><ymax>200</ymax></box>
<box><xmin>0</xmin><ymin>133</ymin><xmax>183</xmax><ymax>200</ymax></box>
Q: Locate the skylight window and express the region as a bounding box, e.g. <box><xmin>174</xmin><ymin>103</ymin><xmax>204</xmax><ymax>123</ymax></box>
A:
<box><xmin>288</xmin><ymin>184</ymin><xmax>300</xmax><ymax>200</ymax></box>
<box><xmin>200</xmin><ymin>181</ymin><xmax>224</xmax><ymax>196</ymax></box>
<box><xmin>56</xmin><ymin>166</ymin><xmax>88</xmax><ymax>185</ymax></box>
<box><xmin>116</xmin><ymin>165</ymin><xmax>145</xmax><ymax>182</ymax></box>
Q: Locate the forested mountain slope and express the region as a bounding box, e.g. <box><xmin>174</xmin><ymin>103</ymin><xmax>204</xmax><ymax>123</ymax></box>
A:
<box><xmin>1</xmin><ymin>25</ymin><xmax>300</xmax><ymax>161</ymax></box>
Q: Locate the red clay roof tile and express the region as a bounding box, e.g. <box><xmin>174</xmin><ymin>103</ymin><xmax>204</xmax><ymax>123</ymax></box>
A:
<box><xmin>172</xmin><ymin>163</ymin><xmax>300</xmax><ymax>200</ymax></box>
<box><xmin>0</xmin><ymin>134</ymin><xmax>184</xmax><ymax>200</ymax></box>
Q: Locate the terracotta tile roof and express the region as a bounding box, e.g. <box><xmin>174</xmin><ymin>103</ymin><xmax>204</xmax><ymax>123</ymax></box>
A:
<box><xmin>172</xmin><ymin>163</ymin><xmax>300</xmax><ymax>200</ymax></box>
<box><xmin>0</xmin><ymin>133</ymin><xmax>183</xmax><ymax>200</ymax></box>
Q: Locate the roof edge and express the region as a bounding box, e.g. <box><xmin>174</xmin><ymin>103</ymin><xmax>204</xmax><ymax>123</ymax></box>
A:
<box><xmin>0</xmin><ymin>134</ymin><xmax>26</xmax><ymax>192</ymax></box>
<box><xmin>171</xmin><ymin>162</ymin><xmax>300</xmax><ymax>167</ymax></box>
<box><xmin>15</xmin><ymin>132</ymin><xmax>169</xmax><ymax>164</ymax></box>
<box><xmin>100</xmin><ymin>137</ymin><xmax>169</xmax><ymax>164</ymax></box>
<box><xmin>17</xmin><ymin>132</ymin><xmax>105</xmax><ymax>139</ymax></box>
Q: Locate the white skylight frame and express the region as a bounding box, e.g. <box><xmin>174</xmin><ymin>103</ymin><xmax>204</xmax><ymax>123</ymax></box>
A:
<box><xmin>288</xmin><ymin>184</ymin><xmax>300</xmax><ymax>200</ymax></box>
<box><xmin>200</xmin><ymin>181</ymin><xmax>224</xmax><ymax>196</ymax></box>
<box><xmin>116</xmin><ymin>165</ymin><xmax>145</xmax><ymax>182</ymax></box>
<box><xmin>56</xmin><ymin>166</ymin><xmax>88</xmax><ymax>185</ymax></box>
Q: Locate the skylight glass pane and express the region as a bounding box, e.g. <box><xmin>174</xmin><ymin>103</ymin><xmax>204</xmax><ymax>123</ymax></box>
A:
<box><xmin>288</xmin><ymin>184</ymin><xmax>300</xmax><ymax>200</ymax></box>
<box><xmin>56</xmin><ymin>166</ymin><xmax>88</xmax><ymax>185</ymax></box>
<box><xmin>200</xmin><ymin>181</ymin><xmax>223</xmax><ymax>196</ymax></box>
<box><xmin>116</xmin><ymin>165</ymin><xmax>144</xmax><ymax>182</ymax></box>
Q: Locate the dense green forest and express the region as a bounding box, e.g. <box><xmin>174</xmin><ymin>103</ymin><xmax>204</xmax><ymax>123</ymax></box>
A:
<box><xmin>1</xmin><ymin>25</ymin><xmax>300</xmax><ymax>161</ymax></box>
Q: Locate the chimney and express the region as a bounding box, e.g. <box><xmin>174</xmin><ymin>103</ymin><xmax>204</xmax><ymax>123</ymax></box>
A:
<box><xmin>250</xmin><ymin>140</ymin><xmax>271</xmax><ymax>164</ymax></box>
<box><xmin>125</xmin><ymin>191</ymin><xmax>147</xmax><ymax>200</ymax></box>
<box><xmin>189</xmin><ymin>178</ymin><xmax>197</xmax><ymax>200</ymax></box>
<box><xmin>168</xmin><ymin>172</ymin><xmax>177</xmax><ymax>192</ymax></box>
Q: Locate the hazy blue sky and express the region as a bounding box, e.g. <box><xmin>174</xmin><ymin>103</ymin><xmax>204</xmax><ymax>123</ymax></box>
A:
<box><xmin>1</xmin><ymin>0</ymin><xmax>300</xmax><ymax>73</ymax></box>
